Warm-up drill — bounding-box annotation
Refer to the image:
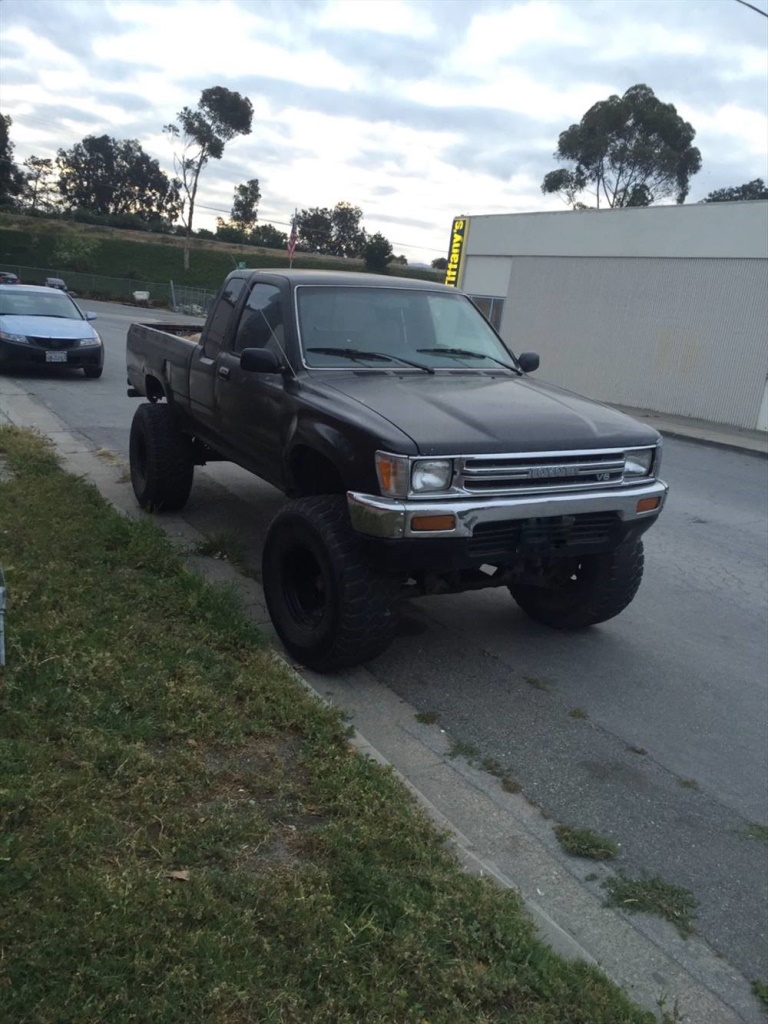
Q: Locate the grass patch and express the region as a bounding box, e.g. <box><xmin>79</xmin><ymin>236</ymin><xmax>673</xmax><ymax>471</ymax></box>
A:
<box><xmin>752</xmin><ymin>980</ymin><xmax>768</xmax><ymax>1008</ymax></box>
<box><xmin>603</xmin><ymin>874</ymin><xmax>698</xmax><ymax>937</ymax></box>
<box><xmin>568</xmin><ymin>707</ymin><xmax>589</xmax><ymax>720</ymax></box>
<box><xmin>555</xmin><ymin>826</ymin><xmax>619</xmax><ymax>860</ymax></box>
<box><xmin>415</xmin><ymin>710</ymin><xmax>439</xmax><ymax>725</ymax></box>
<box><xmin>0</xmin><ymin>425</ymin><xmax>658</xmax><ymax>1023</ymax></box>
<box><xmin>677</xmin><ymin>777</ymin><xmax>699</xmax><ymax>789</ymax></box>
<box><xmin>448</xmin><ymin>738</ymin><xmax>480</xmax><ymax>760</ymax></box>
<box><xmin>94</xmin><ymin>447</ymin><xmax>123</xmax><ymax>466</ymax></box>
<box><xmin>501</xmin><ymin>776</ymin><xmax>522</xmax><ymax>794</ymax></box>
<box><xmin>524</xmin><ymin>676</ymin><xmax>549</xmax><ymax>691</ymax></box>
<box><xmin>192</xmin><ymin>529</ymin><xmax>248</xmax><ymax>567</ymax></box>
<box><xmin>738</xmin><ymin>823</ymin><xmax>768</xmax><ymax>843</ymax></box>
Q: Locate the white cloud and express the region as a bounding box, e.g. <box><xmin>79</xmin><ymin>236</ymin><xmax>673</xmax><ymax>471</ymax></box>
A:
<box><xmin>0</xmin><ymin>0</ymin><xmax>766</xmax><ymax>262</ymax></box>
<box><xmin>314</xmin><ymin>0</ymin><xmax>436</xmax><ymax>38</ymax></box>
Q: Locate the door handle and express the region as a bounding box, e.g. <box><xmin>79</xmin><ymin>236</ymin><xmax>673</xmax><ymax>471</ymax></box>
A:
<box><xmin>217</xmin><ymin>366</ymin><xmax>230</xmax><ymax>380</ymax></box>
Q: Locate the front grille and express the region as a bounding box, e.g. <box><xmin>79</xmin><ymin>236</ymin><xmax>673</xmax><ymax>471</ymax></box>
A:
<box><xmin>467</xmin><ymin>512</ymin><xmax>620</xmax><ymax>560</ymax></box>
<box><xmin>456</xmin><ymin>450</ymin><xmax>626</xmax><ymax>495</ymax></box>
<box><xmin>29</xmin><ymin>336</ymin><xmax>78</xmax><ymax>350</ymax></box>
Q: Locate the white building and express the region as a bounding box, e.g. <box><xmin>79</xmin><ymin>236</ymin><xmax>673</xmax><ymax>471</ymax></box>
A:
<box><xmin>449</xmin><ymin>201</ymin><xmax>768</xmax><ymax>432</ymax></box>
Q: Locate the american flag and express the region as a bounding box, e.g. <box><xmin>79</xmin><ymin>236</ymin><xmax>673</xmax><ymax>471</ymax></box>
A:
<box><xmin>287</xmin><ymin>211</ymin><xmax>298</xmax><ymax>263</ymax></box>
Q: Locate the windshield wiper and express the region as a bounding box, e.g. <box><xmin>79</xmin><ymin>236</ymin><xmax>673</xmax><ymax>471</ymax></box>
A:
<box><xmin>416</xmin><ymin>347</ymin><xmax>520</xmax><ymax>374</ymax></box>
<box><xmin>307</xmin><ymin>346</ymin><xmax>434</xmax><ymax>374</ymax></box>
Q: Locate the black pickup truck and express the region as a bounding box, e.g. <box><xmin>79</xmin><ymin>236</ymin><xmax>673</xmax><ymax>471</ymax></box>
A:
<box><xmin>126</xmin><ymin>269</ymin><xmax>667</xmax><ymax>671</ymax></box>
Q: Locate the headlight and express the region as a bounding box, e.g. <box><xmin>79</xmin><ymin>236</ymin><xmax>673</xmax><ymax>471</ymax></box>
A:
<box><xmin>411</xmin><ymin>459</ymin><xmax>453</xmax><ymax>492</ymax></box>
<box><xmin>78</xmin><ymin>335</ymin><xmax>101</xmax><ymax>347</ymax></box>
<box><xmin>376</xmin><ymin>452</ymin><xmax>410</xmax><ymax>497</ymax></box>
<box><xmin>0</xmin><ymin>329</ymin><xmax>29</xmax><ymax>344</ymax></box>
<box><xmin>625</xmin><ymin>448</ymin><xmax>654</xmax><ymax>477</ymax></box>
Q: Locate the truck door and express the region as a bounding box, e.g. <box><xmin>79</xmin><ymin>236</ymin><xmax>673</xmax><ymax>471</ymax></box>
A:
<box><xmin>188</xmin><ymin>276</ymin><xmax>246</xmax><ymax>437</ymax></box>
<box><xmin>215</xmin><ymin>282</ymin><xmax>291</xmax><ymax>487</ymax></box>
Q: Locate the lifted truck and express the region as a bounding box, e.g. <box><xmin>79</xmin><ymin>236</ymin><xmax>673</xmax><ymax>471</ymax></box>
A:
<box><xmin>126</xmin><ymin>269</ymin><xmax>667</xmax><ymax>671</ymax></box>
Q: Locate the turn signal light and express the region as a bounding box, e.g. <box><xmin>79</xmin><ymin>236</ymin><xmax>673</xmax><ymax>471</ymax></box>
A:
<box><xmin>636</xmin><ymin>497</ymin><xmax>661</xmax><ymax>513</ymax></box>
<box><xmin>410</xmin><ymin>514</ymin><xmax>456</xmax><ymax>532</ymax></box>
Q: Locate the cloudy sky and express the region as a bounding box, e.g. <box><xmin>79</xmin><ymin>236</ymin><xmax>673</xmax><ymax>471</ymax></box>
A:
<box><xmin>1</xmin><ymin>0</ymin><xmax>766</xmax><ymax>263</ymax></box>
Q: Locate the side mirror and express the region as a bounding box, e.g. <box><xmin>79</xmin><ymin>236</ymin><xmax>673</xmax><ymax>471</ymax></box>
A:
<box><xmin>517</xmin><ymin>351</ymin><xmax>539</xmax><ymax>373</ymax></box>
<box><xmin>240</xmin><ymin>347</ymin><xmax>281</xmax><ymax>373</ymax></box>
<box><xmin>85</xmin><ymin>311</ymin><xmax>97</xmax><ymax>321</ymax></box>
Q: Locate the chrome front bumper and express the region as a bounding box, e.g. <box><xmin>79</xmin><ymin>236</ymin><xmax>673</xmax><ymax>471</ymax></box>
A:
<box><xmin>347</xmin><ymin>480</ymin><xmax>668</xmax><ymax>540</ymax></box>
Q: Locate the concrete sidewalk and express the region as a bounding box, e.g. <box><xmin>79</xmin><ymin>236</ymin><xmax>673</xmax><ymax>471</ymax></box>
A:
<box><xmin>0</xmin><ymin>379</ymin><xmax>765</xmax><ymax>1023</ymax></box>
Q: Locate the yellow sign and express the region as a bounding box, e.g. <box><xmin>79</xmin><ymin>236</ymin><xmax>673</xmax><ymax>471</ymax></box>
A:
<box><xmin>444</xmin><ymin>217</ymin><xmax>468</xmax><ymax>287</ymax></box>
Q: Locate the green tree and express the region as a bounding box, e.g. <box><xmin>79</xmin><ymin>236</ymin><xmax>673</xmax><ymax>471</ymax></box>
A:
<box><xmin>57</xmin><ymin>135</ymin><xmax>180</xmax><ymax>222</ymax></box>
<box><xmin>363</xmin><ymin>232</ymin><xmax>393</xmax><ymax>274</ymax></box>
<box><xmin>330</xmin><ymin>201</ymin><xmax>365</xmax><ymax>257</ymax></box>
<box><xmin>703</xmin><ymin>178</ymin><xmax>768</xmax><ymax>203</ymax></box>
<box><xmin>391</xmin><ymin>254</ymin><xmax>408</xmax><ymax>265</ymax></box>
<box><xmin>21</xmin><ymin>156</ymin><xmax>59</xmax><ymax>213</ymax></box>
<box><xmin>164</xmin><ymin>86</ymin><xmax>253</xmax><ymax>269</ymax></box>
<box><xmin>297</xmin><ymin>207</ymin><xmax>333</xmax><ymax>252</ymax></box>
<box><xmin>0</xmin><ymin>114</ymin><xmax>24</xmax><ymax>207</ymax></box>
<box><xmin>296</xmin><ymin>202</ymin><xmax>367</xmax><ymax>256</ymax></box>
<box><xmin>431</xmin><ymin>257</ymin><xmax>447</xmax><ymax>270</ymax></box>
<box><xmin>251</xmin><ymin>223</ymin><xmax>287</xmax><ymax>248</ymax></box>
<box><xmin>214</xmin><ymin>219</ymin><xmax>248</xmax><ymax>244</ymax></box>
<box><xmin>231</xmin><ymin>178</ymin><xmax>261</xmax><ymax>230</ymax></box>
<box><xmin>541</xmin><ymin>84</ymin><xmax>702</xmax><ymax>209</ymax></box>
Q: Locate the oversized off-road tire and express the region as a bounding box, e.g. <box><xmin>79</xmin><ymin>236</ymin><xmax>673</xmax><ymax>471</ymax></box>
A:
<box><xmin>262</xmin><ymin>495</ymin><xmax>400</xmax><ymax>672</ymax></box>
<box><xmin>129</xmin><ymin>402</ymin><xmax>194</xmax><ymax>512</ymax></box>
<box><xmin>83</xmin><ymin>365</ymin><xmax>103</xmax><ymax>379</ymax></box>
<box><xmin>509</xmin><ymin>539</ymin><xmax>645</xmax><ymax>629</ymax></box>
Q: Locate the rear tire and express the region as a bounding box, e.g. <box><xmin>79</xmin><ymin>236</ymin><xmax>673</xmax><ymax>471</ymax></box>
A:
<box><xmin>509</xmin><ymin>539</ymin><xmax>644</xmax><ymax>629</ymax></box>
<box><xmin>262</xmin><ymin>495</ymin><xmax>400</xmax><ymax>672</ymax></box>
<box><xmin>129</xmin><ymin>402</ymin><xmax>194</xmax><ymax>512</ymax></box>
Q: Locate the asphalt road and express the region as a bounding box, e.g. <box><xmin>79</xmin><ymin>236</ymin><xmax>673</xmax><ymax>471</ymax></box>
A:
<box><xmin>8</xmin><ymin>298</ymin><xmax>768</xmax><ymax>984</ymax></box>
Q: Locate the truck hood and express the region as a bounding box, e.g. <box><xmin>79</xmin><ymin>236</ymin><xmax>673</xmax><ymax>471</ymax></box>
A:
<box><xmin>319</xmin><ymin>371</ymin><xmax>660</xmax><ymax>455</ymax></box>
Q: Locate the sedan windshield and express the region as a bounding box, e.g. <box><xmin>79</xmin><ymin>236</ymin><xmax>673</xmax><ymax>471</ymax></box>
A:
<box><xmin>0</xmin><ymin>290</ymin><xmax>83</xmax><ymax>319</ymax></box>
<box><xmin>297</xmin><ymin>286</ymin><xmax>516</xmax><ymax>371</ymax></box>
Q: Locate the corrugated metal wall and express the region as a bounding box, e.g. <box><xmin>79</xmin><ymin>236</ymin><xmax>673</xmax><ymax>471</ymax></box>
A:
<box><xmin>499</xmin><ymin>256</ymin><xmax>768</xmax><ymax>430</ymax></box>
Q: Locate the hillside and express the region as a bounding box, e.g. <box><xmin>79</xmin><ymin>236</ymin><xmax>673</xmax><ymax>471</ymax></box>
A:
<box><xmin>0</xmin><ymin>214</ymin><xmax>443</xmax><ymax>305</ymax></box>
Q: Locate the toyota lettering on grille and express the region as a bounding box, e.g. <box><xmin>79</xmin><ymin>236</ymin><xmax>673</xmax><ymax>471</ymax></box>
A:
<box><xmin>528</xmin><ymin>465</ymin><xmax>571</xmax><ymax>479</ymax></box>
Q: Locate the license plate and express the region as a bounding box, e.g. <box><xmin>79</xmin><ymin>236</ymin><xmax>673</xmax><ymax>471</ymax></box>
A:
<box><xmin>45</xmin><ymin>351</ymin><xmax>68</xmax><ymax>363</ymax></box>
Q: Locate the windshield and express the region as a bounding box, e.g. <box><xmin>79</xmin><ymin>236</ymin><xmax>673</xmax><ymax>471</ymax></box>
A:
<box><xmin>0</xmin><ymin>290</ymin><xmax>83</xmax><ymax>319</ymax></box>
<box><xmin>297</xmin><ymin>286</ymin><xmax>515</xmax><ymax>370</ymax></box>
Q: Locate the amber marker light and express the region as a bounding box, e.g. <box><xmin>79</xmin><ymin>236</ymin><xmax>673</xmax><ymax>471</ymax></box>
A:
<box><xmin>636</xmin><ymin>497</ymin><xmax>661</xmax><ymax>513</ymax></box>
<box><xmin>410</xmin><ymin>514</ymin><xmax>456</xmax><ymax>532</ymax></box>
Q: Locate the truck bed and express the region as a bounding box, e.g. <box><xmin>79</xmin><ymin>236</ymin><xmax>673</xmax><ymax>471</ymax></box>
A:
<box><xmin>127</xmin><ymin>322</ymin><xmax>203</xmax><ymax>403</ymax></box>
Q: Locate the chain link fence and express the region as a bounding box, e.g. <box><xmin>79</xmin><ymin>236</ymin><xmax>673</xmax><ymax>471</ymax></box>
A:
<box><xmin>0</xmin><ymin>264</ymin><xmax>217</xmax><ymax>314</ymax></box>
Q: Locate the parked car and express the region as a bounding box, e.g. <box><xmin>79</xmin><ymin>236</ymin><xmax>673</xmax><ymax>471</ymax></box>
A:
<box><xmin>0</xmin><ymin>285</ymin><xmax>103</xmax><ymax>377</ymax></box>
<box><xmin>44</xmin><ymin>277</ymin><xmax>69</xmax><ymax>292</ymax></box>
<box><xmin>0</xmin><ymin>272</ymin><xmax>21</xmax><ymax>285</ymax></box>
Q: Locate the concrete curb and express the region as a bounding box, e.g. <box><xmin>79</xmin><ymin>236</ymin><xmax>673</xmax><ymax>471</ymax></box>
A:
<box><xmin>0</xmin><ymin>383</ymin><xmax>762</xmax><ymax>1024</ymax></box>
<box><xmin>609</xmin><ymin>404</ymin><xmax>768</xmax><ymax>457</ymax></box>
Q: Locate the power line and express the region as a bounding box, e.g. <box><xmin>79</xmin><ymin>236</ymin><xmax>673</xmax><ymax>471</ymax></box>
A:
<box><xmin>734</xmin><ymin>0</ymin><xmax>768</xmax><ymax>16</ymax></box>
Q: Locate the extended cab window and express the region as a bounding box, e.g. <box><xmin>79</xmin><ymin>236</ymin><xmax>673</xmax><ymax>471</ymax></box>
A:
<box><xmin>233</xmin><ymin>284</ymin><xmax>284</xmax><ymax>354</ymax></box>
<box><xmin>203</xmin><ymin>277</ymin><xmax>245</xmax><ymax>358</ymax></box>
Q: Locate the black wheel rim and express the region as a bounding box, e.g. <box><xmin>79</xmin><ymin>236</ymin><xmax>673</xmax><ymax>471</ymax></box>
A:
<box><xmin>281</xmin><ymin>543</ymin><xmax>328</xmax><ymax>630</ymax></box>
